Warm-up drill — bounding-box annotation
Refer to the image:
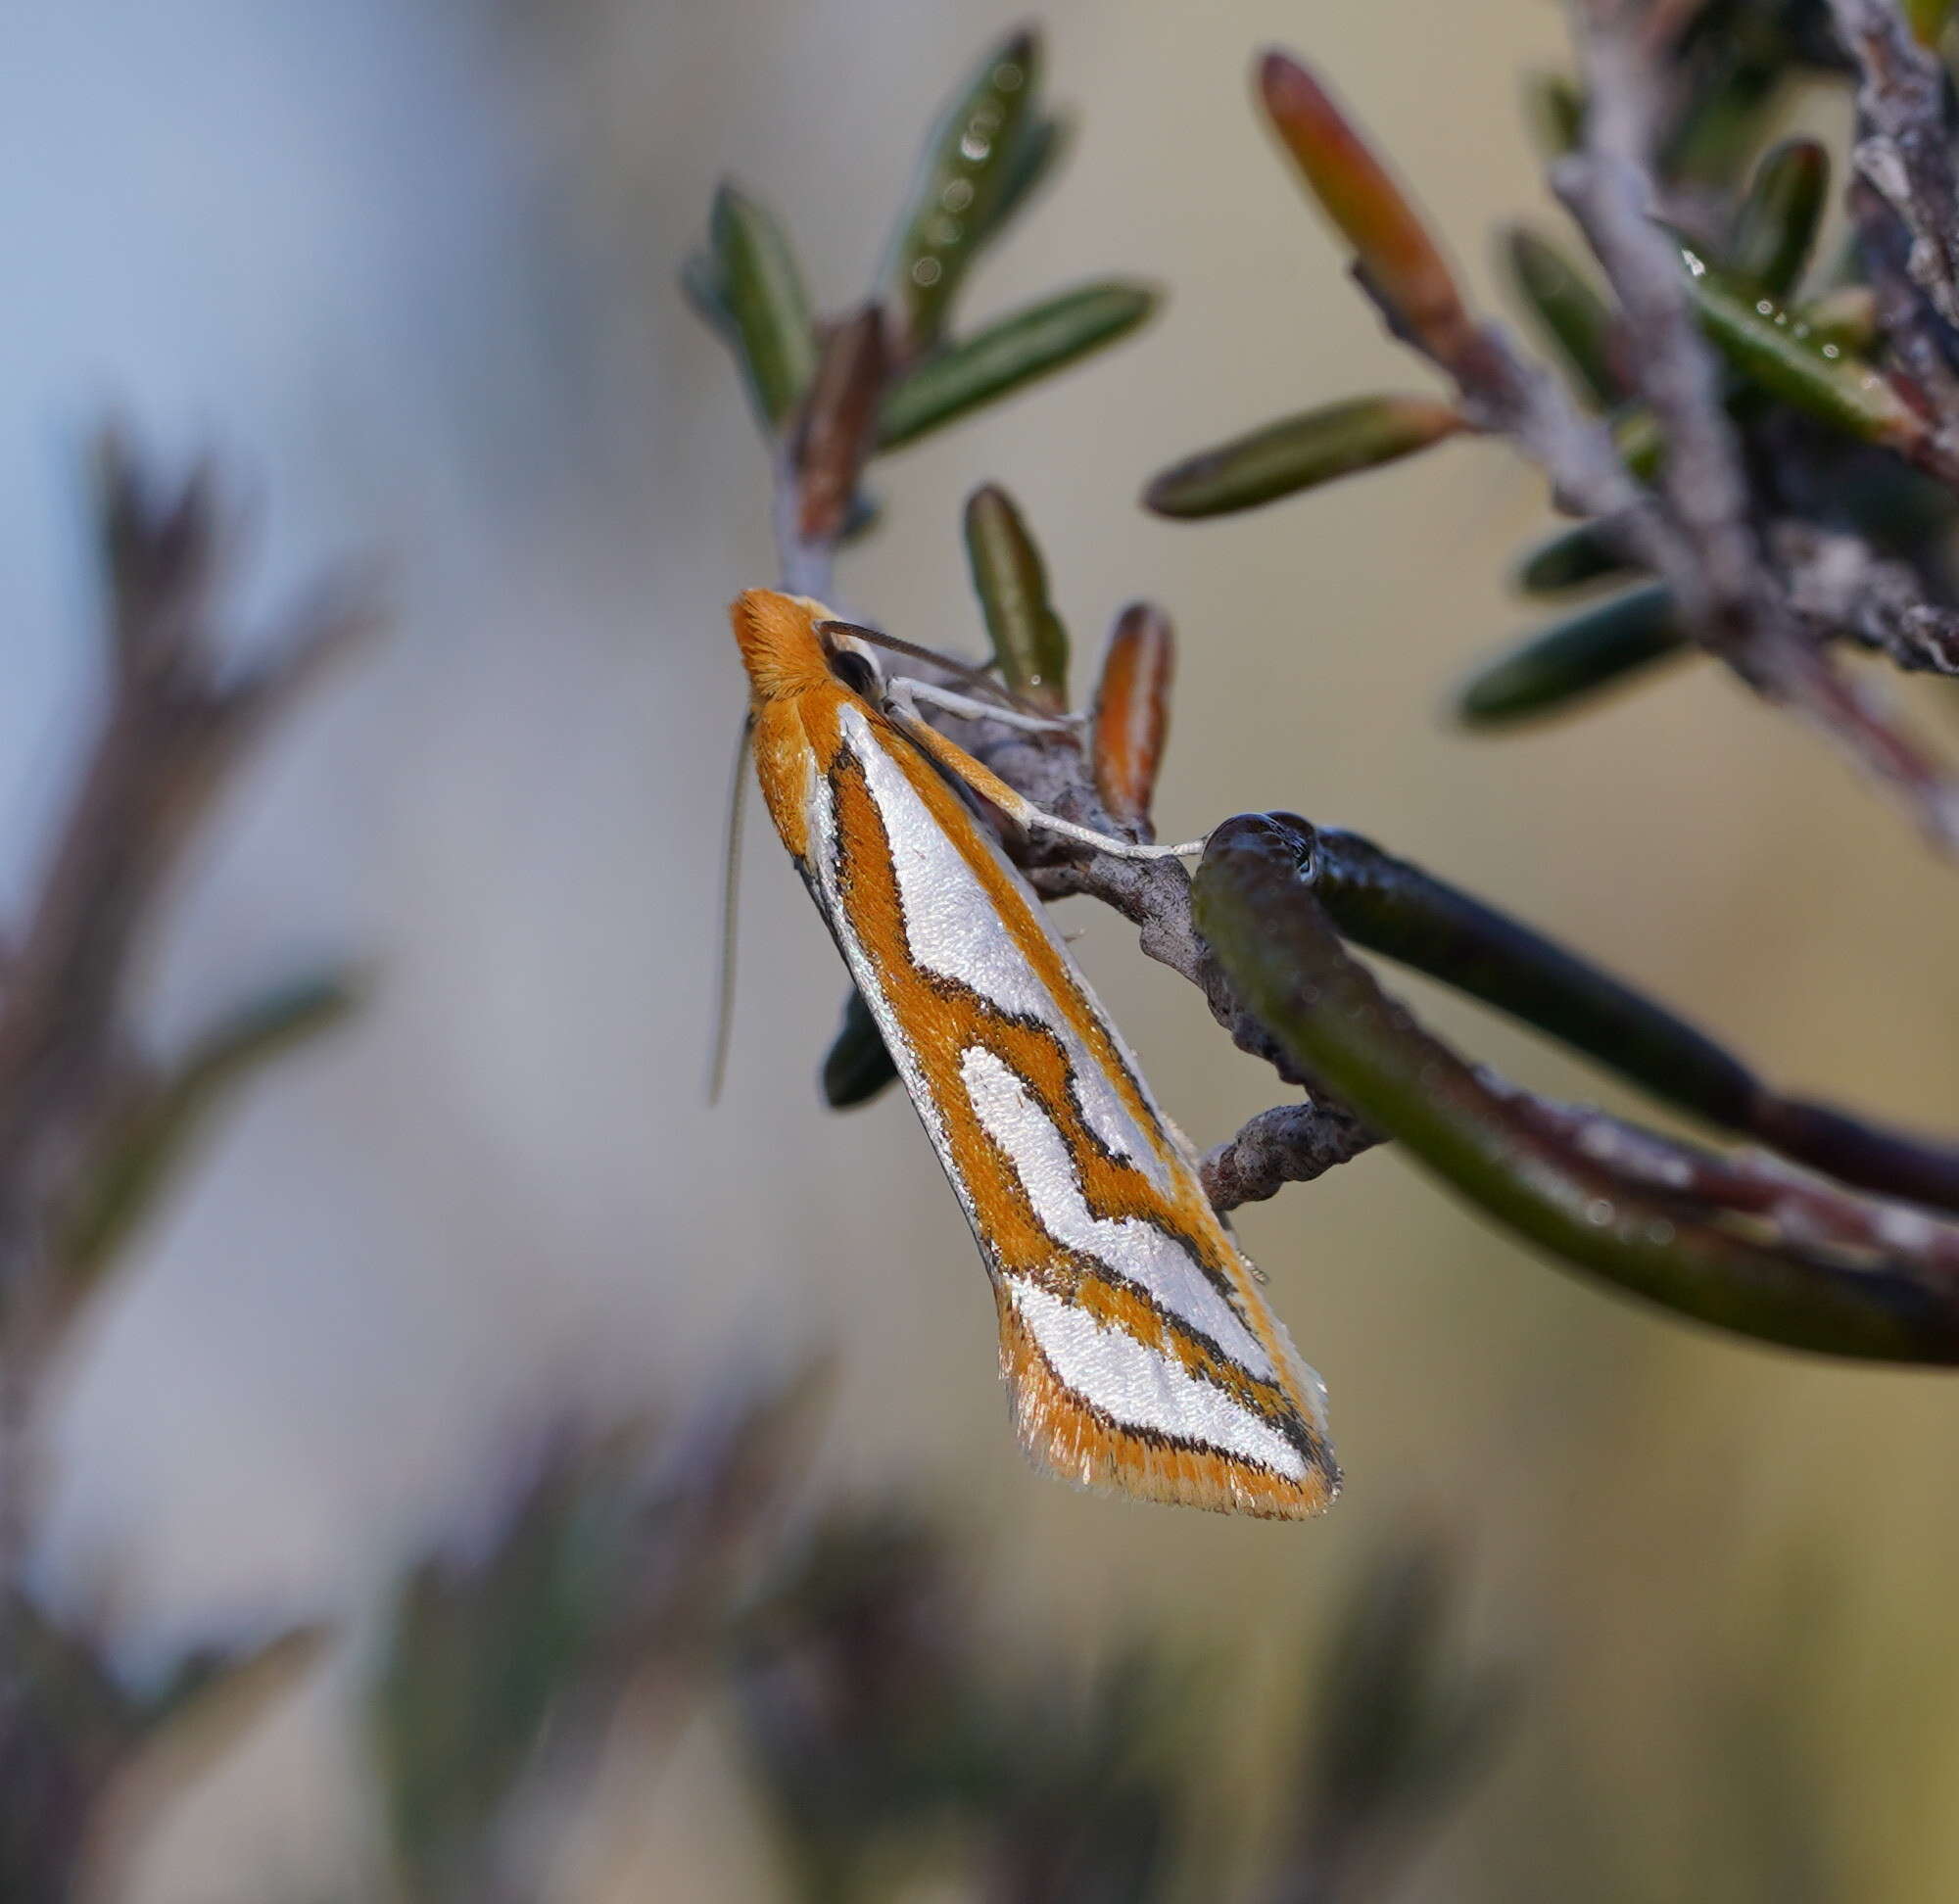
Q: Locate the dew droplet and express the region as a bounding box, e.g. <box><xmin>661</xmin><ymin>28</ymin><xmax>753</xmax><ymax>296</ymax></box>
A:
<box><xmin>911</xmin><ymin>258</ymin><xmax>943</xmax><ymax>287</ymax></box>
<box><xmin>1585</xmin><ymin>1198</ymin><xmax>1614</xmax><ymax>1226</ymax></box>
<box><xmin>1646</xmin><ymin>1218</ymin><xmax>1676</xmax><ymax>1245</ymax></box>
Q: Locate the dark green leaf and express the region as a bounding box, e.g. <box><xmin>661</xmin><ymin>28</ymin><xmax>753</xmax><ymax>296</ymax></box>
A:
<box><xmin>822</xmin><ymin>987</ymin><xmax>898</xmax><ymax>1109</ymax></box>
<box><xmin>1143</xmin><ymin>394</ymin><xmax>1462</xmax><ymax>519</ymax></box>
<box><xmin>1730</xmin><ymin>139</ymin><xmax>1828</xmax><ymax>299</ymax></box>
<box><xmin>988</xmin><ymin>112</ymin><xmax>1072</xmax><ymax>242</ymax></box>
<box><xmin>887</xmin><ymin>28</ymin><xmax>1042</xmax><ymax>348</ymax></box>
<box><xmin>879</xmin><ymin>280</ymin><xmax>1157</xmax><ymax>449</ymax></box>
<box><xmin>679</xmin><ymin>250</ymin><xmax>736</xmax><ymax>342</ymax></box>
<box><xmin>1521</xmin><ymin>71</ymin><xmax>1585</xmax><ymax>158</ymax></box>
<box><xmin>963</xmin><ymin>485</ymin><xmax>1069</xmax><ymax>710</ymax></box>
<box><xmin>1456</xmin><ymin>584</ymin><xmax>1690</xmax><ymax>728</ymax></box>
<box><xmin>1505</xmin><ymin>227</ymin><xmax>1620</xmax><ymax>407</ymax></box>
<box><xmin>1310</xmin><ymin>828</ymin><xmax>1761</xmax><ymax>1129</ymax></box>
<box><xmin>710</xmin><ymin>182</ymin><xmax>819</xmax><ymax>431</ymax></box>
<box><xmin>1514</xmin><ymin>521</ymin><xmax>1639</xmax><ymax>595</ymax></box>
<box><xmin>1678</xmin><ymin>243</ymin><xmax>1926</xmax><ymax>451</ymax></box>
<box><xmin>1659</xmin><ymin>47</ymin><xmax>1782</xmax><ymax>186</ymax></box>
<box><xmin>1193</xmin><ymin>815</ymin><xmax>1959</xmax><ymax>1362</ymax></box>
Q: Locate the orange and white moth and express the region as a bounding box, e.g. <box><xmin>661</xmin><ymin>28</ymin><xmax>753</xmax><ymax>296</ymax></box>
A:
<box><xmin>731</xmin><ymin>589</ymin><xmax>1337</xmax><ymax>1519</ymax></box>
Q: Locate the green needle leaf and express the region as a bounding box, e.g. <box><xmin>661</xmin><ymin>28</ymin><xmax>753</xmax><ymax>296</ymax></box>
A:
<box><xmin>879</xmin><ymin>280</ymin><xmax>1157</xmax><ymax>450</ymax></box>
<box><xmin>1521</xmin><ymin>71</ymin><xmax>1585</xmax><ymax>159</ymax></box>
<box><xmin>1730</xmin><ymin>139</ymin><xmax>1829</xmax><ymax>300</ymax></box>
<box><xmin>1678</xmin><ymin>243</ymin><xmax>1926</xmax><ymax>452</ymax></box>
<box><xmin>887</xmin><ymin>27</ymin><xmax>1042</xmax><ymax>349</ymax></box>
<box><xmin>963</xmin><ymin>484</ymin><xmax>1069</xmax><ymax>710</ymax></box>
<box><xmin>988</xmin><ymin>112</ymin><xmax>1072</xmax><ymax>244</ymax></box>
<box><xmin>1505</xmin><ymin>227</ymin><xmax>1621</xmax><ymax>407</ymax></box>
<box><xmin>679</xmin><ymin>251</ymin><xmax>736</xmax><ymax>342</ymax></box>
<box><xmin>1309</xmin><ymin>828</ymin><xmax>1761</xmax><ymax>1130</ymax></box>
<box><xmin>1513</xmin><ymin>521</ymin><xmax>1639</xmax><ymax>595</ymax></box>
<box><xmin>1456</xmin><ymin>585</ymin><xmax>1691</xmax><ymax>728</ymax></box>
<box><xmin>1143</xmin><ymin>394</ymin><xmax>1463</xmax><ymax>519</ymax></box>
<box><xmin>709</xmin><ymin>182</ymin><xmax>819</xmax><ymax>432</ymax></box>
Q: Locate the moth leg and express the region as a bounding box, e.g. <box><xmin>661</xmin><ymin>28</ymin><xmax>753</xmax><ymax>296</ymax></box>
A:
<box><xmin>1017</xmin><ymin>808</ymin><xmax>1209</xmax><ymax>862</ymax></box>
<box><xmin>884</xmin><ymin>688</ymin><xmax>1205</xmax><ymax>861</ymax></box>
<box><xmin>891</xmin><ymin>676</ymin><xmax>1083</xmax><ymax>736</ymax></box>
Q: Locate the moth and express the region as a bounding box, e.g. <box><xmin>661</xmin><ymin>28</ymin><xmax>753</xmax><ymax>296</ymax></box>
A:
<box><xmin>730</xmin><ymin>588</ymin><xmax>1337</xmax><ymax>1518</ymax></box>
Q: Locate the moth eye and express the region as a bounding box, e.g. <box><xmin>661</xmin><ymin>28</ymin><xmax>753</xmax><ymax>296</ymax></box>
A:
<box><xmin>830</xmin><ymin>649</ymin><xmax>880</xmax><ymax>698</ymax></box>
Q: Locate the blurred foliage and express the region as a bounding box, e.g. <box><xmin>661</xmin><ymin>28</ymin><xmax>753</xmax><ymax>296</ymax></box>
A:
<box><xmin>370</xmin><ymin>1373</ymin><xmax>822</xmax><ymax>1902</ymax></box>
<box><xmin>0</xmin><ymin>441</ymin><xmax>371</xmax><ymax>1901</ymax></box>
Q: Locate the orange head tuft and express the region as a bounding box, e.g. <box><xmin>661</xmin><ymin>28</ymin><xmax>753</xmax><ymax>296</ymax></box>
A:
<box><xmin>729</xmin><ymin>589</ymin><xmax>838</xmax><ymax>705</ymax></box>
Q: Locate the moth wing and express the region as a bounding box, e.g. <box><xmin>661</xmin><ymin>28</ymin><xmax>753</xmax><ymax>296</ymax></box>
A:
<box><xmin>803</xmin><ymin>695</ymin><xmax>1337</xmax><ymax>1519</ymax></box>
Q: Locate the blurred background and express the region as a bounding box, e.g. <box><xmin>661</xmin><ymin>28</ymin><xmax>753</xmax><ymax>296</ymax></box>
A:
<box><xmin>5</xmin><ymin>0</ymin><xmax>1959</xmax><ymax>1897</ymax></box>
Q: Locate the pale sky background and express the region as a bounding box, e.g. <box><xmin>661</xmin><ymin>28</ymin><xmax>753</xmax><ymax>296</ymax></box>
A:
<box><xmin>4</xmin><ymin>1</ymin><xmax>1959</xmax><ymax>1898</ymax></box>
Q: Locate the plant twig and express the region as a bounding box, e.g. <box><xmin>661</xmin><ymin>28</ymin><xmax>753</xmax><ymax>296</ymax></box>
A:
<box><xmin>1554</xmin><ymin>4</ymin><xmax>1959</xmax><ymax>853</ymax></box>
<box><xmin>1203</xmin><ymin>1102</ymin><xmax>1380</xmax><ymax>1212</ymax></box>
<box><xmin>1834</xmin><ymin>0</ymin><xmax>1959</xmax><ymax>329</ymax></box>
<box><xmin>1195</xmin><ymin>814</ymin><xmax>1959</xmax><ymax>1363</ymax></box>
<box><xmin>1777</xmin><ymin>520</ymin><xmax>1959</xmax><ymax>672</ymax></box>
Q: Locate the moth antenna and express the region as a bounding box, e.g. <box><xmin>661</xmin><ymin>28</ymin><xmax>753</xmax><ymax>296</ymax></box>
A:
<box><xmin>706</xmin><ymin>714</ymin><xmax>755</xmax><ymax>1106</ymax></box>
<box><xmin>817</xmin><ymin>619</ymin><xmax>1050</xmax><ymax>716</ymax></box>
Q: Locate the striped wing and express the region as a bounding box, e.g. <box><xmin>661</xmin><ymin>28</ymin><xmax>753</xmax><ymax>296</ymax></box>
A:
<box><xmin>798</xmin><ymin>690</ymin><xmax>1338</xmax><ymax>1519</ymax></box>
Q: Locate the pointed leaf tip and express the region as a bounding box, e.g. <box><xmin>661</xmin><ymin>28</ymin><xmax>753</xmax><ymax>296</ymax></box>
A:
<box><xmin>1514</xmin><ymin>519</ymin><xmax>1640</xmax><ymax>595</ymax></box>
<box><xmin>887</xmin><ymin>26</ymin><xmax>1044</xmax><ymax>349</ymax></box>
<box><xmin>1522</xmin><ymin>71</ymin><xmax>1585</xmax><ymax>159</ymax></box>
<box><xmin>1731</xmin><ymin>138</ymin><xmax>1829</xmax><ymax>299</ymax></box>
<box><xmin>1505</xmin><ymin>227</ymin><xmax>1621</xmax><ymax>407</ymax></box>
<box><xmin>1455</xmin><ymin>585</ymin><xmax>1690</xmax><ymax>728</ymax></box>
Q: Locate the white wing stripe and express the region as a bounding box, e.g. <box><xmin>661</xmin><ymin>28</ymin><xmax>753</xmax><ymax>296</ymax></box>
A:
<box><xmin>807</xmin><ymin>754</ymin><xmax>962</xmax><ymax>1177</ymax></box>
<box><xmin>839</xmin><ymin>705</ymin><xmax>1162</xmax><ymax>1179</ymax></box>
<box><xmin>961</xmin><ymin>1046</ymin><xmax>1276</xmax><ymax>1381</ymax></box>
<box><xmin>1009</xmin><ymin>1281</ymin><xmax>1305</xmax><ymax>1478</ymax></box>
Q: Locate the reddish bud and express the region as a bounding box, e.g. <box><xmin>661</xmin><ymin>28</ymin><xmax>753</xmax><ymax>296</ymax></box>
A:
<box><xmin>1091</xmin><ymin>602</ymin><xmax>1175</xmax><ymax>830</ymax></box>
<box><xmin>1258</xmin><ymin>51</ymin><xmax>1471</xmax><ymax>363</ymax></box>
